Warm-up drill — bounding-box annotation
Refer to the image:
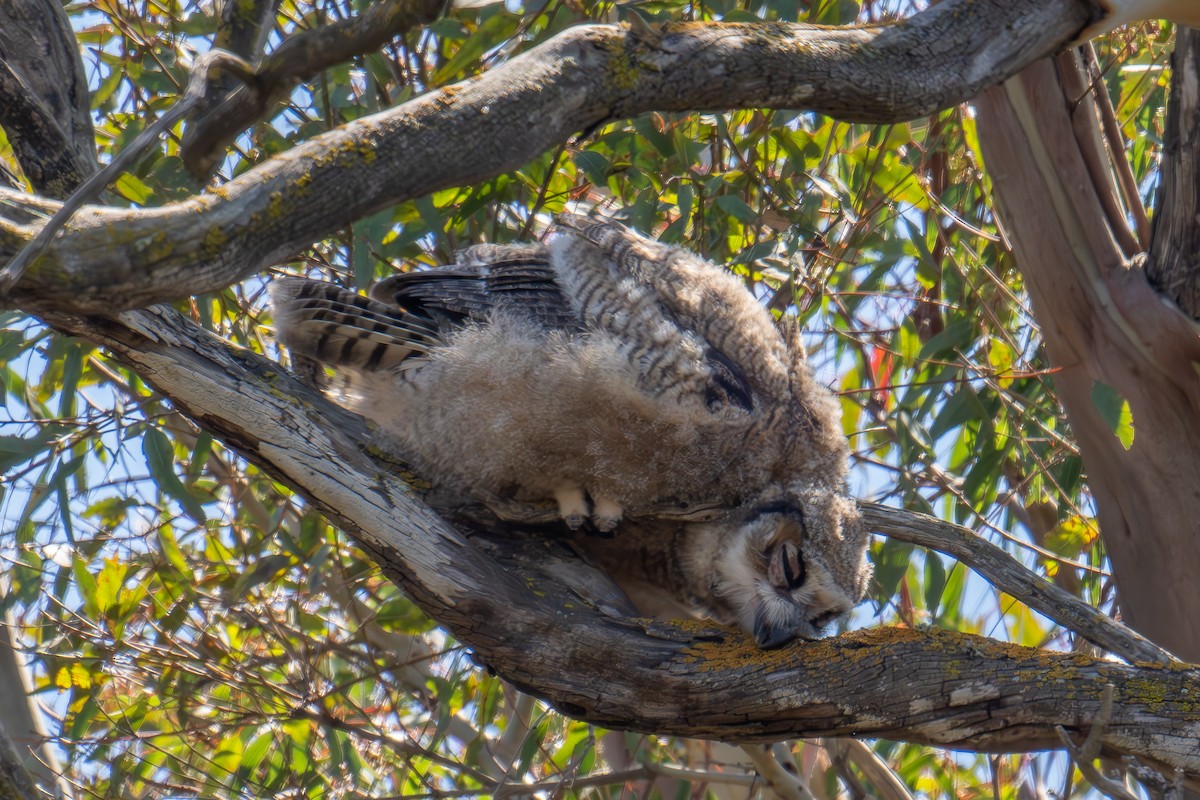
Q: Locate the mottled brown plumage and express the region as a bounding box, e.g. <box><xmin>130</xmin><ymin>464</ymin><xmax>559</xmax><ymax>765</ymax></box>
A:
<box><xmin>270</xmin><ymin>213</ymin><xmax>870</xmax><ymax>647</ymax></box>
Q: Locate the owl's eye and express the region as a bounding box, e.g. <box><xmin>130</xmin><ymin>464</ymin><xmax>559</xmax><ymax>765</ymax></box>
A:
<box><xmin>767</xmin><ymin>541</ymin><xmax>806</xmax><ymax>590</ymax></box>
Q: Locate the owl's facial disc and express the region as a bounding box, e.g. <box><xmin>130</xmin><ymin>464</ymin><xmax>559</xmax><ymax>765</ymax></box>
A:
<box><xmin>725</xmin><ymin>503</ymin><xmax>854</xmax><ymax>649</ymax></box>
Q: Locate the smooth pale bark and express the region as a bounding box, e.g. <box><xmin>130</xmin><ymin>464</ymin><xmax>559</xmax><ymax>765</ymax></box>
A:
<box><xmin>975</xmin><ymin>55</ymin><xmax>1200</xmax><ymax>662</ymax></box>
<box><xmin>1079</xmin><ymin>0</ymin><xmax>1200</xmax><ymax>41</ymax></box>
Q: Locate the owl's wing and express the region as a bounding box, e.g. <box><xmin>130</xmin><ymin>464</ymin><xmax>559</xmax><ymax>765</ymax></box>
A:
<box><xmin>272</xmin><ymin>244</ymin><xmax>579</xmax><ymax>375</ymax></box>
<box><xmin>370</xmin><ymin>243</ymin><xmax>578</xmax><ymax>331</ymax></box>
<box><xmin>553</xmin><ymin>212</ymin><xmax>760</xmax><ymax>413</ymax></box>
<box><xmin>269</xmin><ymin>277</ymin><xmax>440</xmax><ymax>374</ymax></box>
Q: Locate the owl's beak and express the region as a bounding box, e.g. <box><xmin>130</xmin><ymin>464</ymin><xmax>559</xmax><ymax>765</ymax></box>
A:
<box><xmin>752</xmin><ymin>604</ymin><xmax>823</xmax><ymax>648</ymax></box>
<box><xmin>752</xmin><ymin>607</ymin><xmax>796</xmax><ymax>649</ymax></box>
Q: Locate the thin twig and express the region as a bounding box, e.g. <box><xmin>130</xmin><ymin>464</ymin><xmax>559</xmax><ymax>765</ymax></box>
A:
<box><xmin>1057</xmin><ymin>685</ymin><xmax>1139</xmax><ymax>800</ymax></box>
<box><xmin>739</xmin><ymin>743</ymin><xmax>817</xmax><ymax>800</ymax></box>
<box><xmin>832</xmin><ymin>739</ymin><xmax>914</xmax><ymax>800</ymax></box>
<box><xmin>862</xmin><ymin>503</ymin><xmax>1178</xmax><ymax>666</ymax></box>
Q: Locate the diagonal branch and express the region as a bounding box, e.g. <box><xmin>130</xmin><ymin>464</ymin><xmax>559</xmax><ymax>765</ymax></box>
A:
<box><xmin>32</xmin><ymin>305</ymin><xmax>1200</xmax><ymax>775</ymax></box>
<box><xmin>2</xmin><ymin>0</ymin><xmax>1097</xmax><ymax>314</ymax></box>
<box><xmin>862</xmin><ymin>504</ymin><xmax>1177</xmax><ymax>666</ymax></box>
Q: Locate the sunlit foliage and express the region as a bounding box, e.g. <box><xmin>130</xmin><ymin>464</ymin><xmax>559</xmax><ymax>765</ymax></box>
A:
<box><xmin>0</xmin><ymin>0</ymin><xmax>1176</xmax><ymax>796</ymax></box>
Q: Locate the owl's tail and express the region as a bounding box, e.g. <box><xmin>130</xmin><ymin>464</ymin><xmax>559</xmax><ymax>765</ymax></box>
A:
<box><xmin>269</xmin><ymin>278</ymin><xmax>439</xmax><ymax>373</ymax></box>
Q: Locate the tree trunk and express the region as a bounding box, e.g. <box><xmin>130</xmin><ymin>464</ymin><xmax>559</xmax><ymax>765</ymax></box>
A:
<box><xmin>975</xmin><ymin>49</ymin><xmax>1200</xmax><ymax>662</ymax></box>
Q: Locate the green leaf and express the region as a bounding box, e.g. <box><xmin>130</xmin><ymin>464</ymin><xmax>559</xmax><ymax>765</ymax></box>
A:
<box><xmin>917</xmin><ymin>320</ymin><xmax>974</xmax><ymax>361</ymax></box>
<box><xmin>431</xmin><ymin>12</ymin><xmax>517</xmax><ymax>84</ymax></box>
<box><xmin>928</xmin><ymin>385</ymin><xmax>984</xmax><ymax>442</ymax></box>
<box><xmin>574</xmin><ymin>150</ymin><xmax>609</xmax><ymax>185</ymax></box>
<box><xmin>0</xmin><ymin>425</ymin><xmax>64</xmax><ymax>471</ymax></box>
<box><xmin>986</xmin><ymin>338</ymin><xmax>1014</xmax><ymax>388</ymax></box>
<box><xmin>923</xmin><ymin>554</ymin><xmax>947</xmax><ymax>619</ymax></box>
<box><xmin>58</xmin><ymin>341</ymin><xmax>83</xmax><ymax>417</ymax></box>
<box><xmin>352</xmin><ymin>209</ymin><xmax>392</xmax><ymax>290</ymax></box>
<box><xmin>114</xmin><ymin>172</ymin><xmax>153</xmax><ymax>204</ymax></box>
<box><xmin>156</xmin><ymin>526</ymin><xmax>190</xmax><ymax>576</ymax></box>
<box><xmin>188</xmin><ymin>432</ymin><xmax>213</xmax><ymax>480</ymax></box>
<box><xmin>1090</xmin><ymin>381</ymin><xmax>1135</xmax><ymax>450</ymax></box>
<box><xmin>73</xmin><ymin>559</ymin><xmax>99</xmax><ymax>619</ymax></box>
<box><xmin>714</xmin><ymin>194</ymin><xmax>759</xmax><ymax>224</ymax></box>
<box><xmin>872</xmin><ymin>539</ymin><xmax>912</xmax><ymax>603</ymax></box>
<box><xmin>142</xmin><ymin>428</ymin><xmax>207</xmax><ymax>524</ymax></box>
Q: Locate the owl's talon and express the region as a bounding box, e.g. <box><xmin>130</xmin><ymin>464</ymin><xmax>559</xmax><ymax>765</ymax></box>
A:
<box><xmin>593</xmin><ymin>515</ymin><xmax>620</xmax><ymax>533</ymax></box>
<box><xmin>591</xmin><ymin>495</ymin><xmax>624</xmax><ymax>532</ymax></box>
<box><xmin>554</xmin><ymin>486</ymin><xmax>589</xmax><ymax>530</ymax></box>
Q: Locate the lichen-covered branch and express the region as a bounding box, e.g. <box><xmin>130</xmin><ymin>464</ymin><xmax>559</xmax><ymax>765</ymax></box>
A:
<box><xmin>2</xmin><ymin>0</ymin><xmax>1096</xmax><ymax>314</ymax></box>
<box><xmin>33</xmin><ymin>305</ymin><xmax>1200</xmax><ymax>773</ymax></box>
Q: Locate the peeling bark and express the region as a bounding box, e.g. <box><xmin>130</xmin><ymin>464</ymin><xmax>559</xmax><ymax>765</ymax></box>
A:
<box><xmin>1147</xmin><ymin>27</ymin><xmax>1200</xmax><ymax>317</ymax></box>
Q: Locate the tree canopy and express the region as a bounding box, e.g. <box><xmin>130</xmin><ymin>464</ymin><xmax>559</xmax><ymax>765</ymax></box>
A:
<box><xmin>1</xmin><ymin>0</ymin><xmax>1199</xmax><ymax>798</ymax></box>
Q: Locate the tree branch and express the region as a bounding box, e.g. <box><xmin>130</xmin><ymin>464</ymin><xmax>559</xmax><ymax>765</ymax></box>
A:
<box><xmin>2</xmin><ymin>0</ymin><xmax>1097</xmax><ymax>314</ymax></box>
<box><xmin>0</xmin><ymin>0</ymin><xmax>97</xmax><ymax>198</ymax></box>
<box><xmin>30</xmin><ymin>305</ymin><xmax>1200</xmax><ymax>774</ymax></box>
<box><xmin>1147</xmin><ymin>26</ymin><xmax>1200</xmax><ymax>318</ymax></box>
<box><xmin>861</xmin><ymin>504</ymin><xmax>1176</xmax><ymax>666</ymax></box>
<box><xmin>181</xmin><ymin>0</ymin><xmax>446</xmax><ymax>179</ymax></box>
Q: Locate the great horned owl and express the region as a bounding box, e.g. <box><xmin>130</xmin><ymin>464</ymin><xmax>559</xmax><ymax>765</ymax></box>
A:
<box><xmin>270</xmin><ymin>213</ymin><xmax>870</xmax><ymax>647</ymax></box>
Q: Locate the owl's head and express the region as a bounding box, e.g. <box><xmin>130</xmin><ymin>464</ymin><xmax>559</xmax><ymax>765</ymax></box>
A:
<box><xmin>698</xmin><ymin>489</ymin><xmax>871</xmax><ymax>648</ymax></box>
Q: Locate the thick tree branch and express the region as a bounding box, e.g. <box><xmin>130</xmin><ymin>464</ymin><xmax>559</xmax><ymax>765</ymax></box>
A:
<box><xmin>0</xmin><ymin>51</ymin><xmax>257</xmax><ymax>294</ymax></box>
<box><xmin>0</xmin><ymin>0</ymin><xmax>97</xmax><ymax>198</ymax></box>
<box><xmin>1</xmin><ymin>0</ymin><xmax>1099</xmax><ymax>314</ymax></box>
<box><xmin>29</xmin><ymin>305</ymin><xmax>1200</xmax><ymax>774</ymax></box>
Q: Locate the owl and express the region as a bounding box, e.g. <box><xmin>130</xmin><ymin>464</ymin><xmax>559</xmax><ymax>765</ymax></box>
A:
<box><xmin>270</xmin><ymin>213</ymin><xmax>870</xmax><ymax>647</ymax></box>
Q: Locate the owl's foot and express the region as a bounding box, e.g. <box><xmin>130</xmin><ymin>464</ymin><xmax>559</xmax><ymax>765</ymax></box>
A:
<box><xmin>591</xmin><ymin>495</ymin><xmax>624</xmax><ymax>532</ymax></box>
<box><xmin>553</xmin><ymin>486</ymin><xmax>624</xmax><ymax>531</ymax></box>
<box><xmin>554</xmin><ymin>486</ymin><xmax>589</xmax><ymax>530</ymax></box>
